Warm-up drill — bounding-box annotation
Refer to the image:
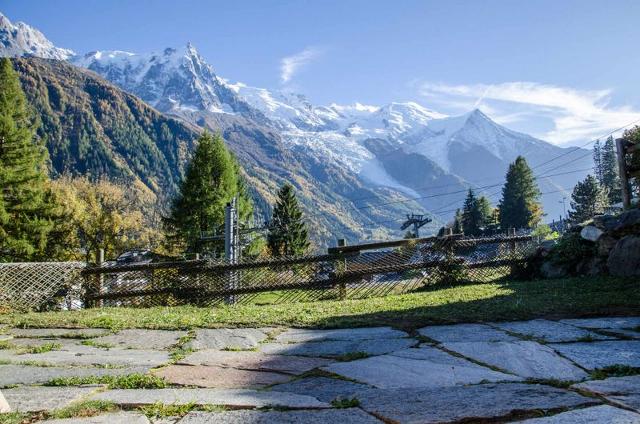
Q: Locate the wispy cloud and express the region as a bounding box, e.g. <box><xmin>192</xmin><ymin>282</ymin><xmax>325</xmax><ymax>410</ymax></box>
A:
<box><xmin>280</xmin><ymin>47</ymin><xmax>321</xmax><ymax>84</ymax></box>
<box><xmin>418</xmin><ymin>81</ymin><xmax>640</xmax><ymax>145</ymax></box>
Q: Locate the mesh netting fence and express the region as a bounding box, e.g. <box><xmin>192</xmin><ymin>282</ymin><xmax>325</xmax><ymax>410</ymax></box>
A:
<box><xmin>0</xmin><ymin>262</ymin><xmax>86</xmax><ymax>311</ymax></box>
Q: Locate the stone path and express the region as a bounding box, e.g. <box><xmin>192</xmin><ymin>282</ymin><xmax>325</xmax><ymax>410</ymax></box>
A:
<box><xmin>0</xmin><ymin>318</ymin><xmax>639</xmax><ymax>423</ymax></box>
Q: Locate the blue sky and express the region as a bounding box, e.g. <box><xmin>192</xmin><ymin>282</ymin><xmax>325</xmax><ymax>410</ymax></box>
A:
<box><xmin>3</xmin><ymin>0</ymin><xmax>640</xmax><ymax>146</ymax></box>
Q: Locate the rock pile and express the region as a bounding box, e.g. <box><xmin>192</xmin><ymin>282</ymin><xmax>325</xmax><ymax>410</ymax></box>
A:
<box><xmin>535</xmin><ymin>209</ymin><xmax>640</xmax><ymax>278</ymax></box>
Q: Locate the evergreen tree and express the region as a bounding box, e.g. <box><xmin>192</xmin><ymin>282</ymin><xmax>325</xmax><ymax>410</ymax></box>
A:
<box><xmin>593</xmin><ymin>139</ymin><xmax>603</xmax><ymax>184</ymax></box>
<box><xmin>452</xmin><ymin>209</ymin><xmax>463</xmax><ymax>234</ymax></box>
<box><xmin>476</xmin><ymin>196</ymin><xmax>494</xmax><ymax>229</ymax></box>
<box><xmin>568</xmin><ymin>175</ymin><xmax>609</xmax><ymax>223</ymax></box>
<box><xmin>601</xmin><ymin>136</ymin><xmax>622</xmax><ymax>204</ymax></box>
<box><xmin>164</xmin><ymin>132</ymin><xmax>252</xmax><ymax>255</ymax></box>
<box><xmin>0</xmin><ymin>58</ymin><xmax>56</xmax><ymax>261</ymax></box>
<box><xmin>267</xmin><ymin>183</ymin><xmax>310</xmax><ymax>257</ymax></box>
<box><xmin>461</xmin><ymin>189</ymin><xmax>481</xmax><ymax>236</ymax></box>
<box><xmin>498</xmin><ymin>156</ymin><xmax>543</xmax><ymax>230</ymax></box>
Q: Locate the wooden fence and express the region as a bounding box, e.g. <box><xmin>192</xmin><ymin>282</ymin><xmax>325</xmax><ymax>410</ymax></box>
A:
<box><xmin>81</xmin><ymin>234</ymin><xmax>538</xmax><ymax>307</ymax></box>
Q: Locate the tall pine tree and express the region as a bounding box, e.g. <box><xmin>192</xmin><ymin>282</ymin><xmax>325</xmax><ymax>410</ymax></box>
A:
<box><xmin>593</xmin><ymin>139</ymin><xmax>603</xmax><ymax>183</ymax></box>
<box><xmin>267</xmin><ymin>183</ymin><xmax>310</xmax><ymax>257</ymax></box>
<box><xmin>498</xmin><ymin>156</ymin><xmax>542</xmax><ymax>230</ymax></box>
<box><xmin>0</xmin><ymin>58</ymin><xmax>56</xmax><ymax>261</ymax></box>
<box><xmin>164</xmin><ymin>132</ymin><xmax>252</xmax><ymax>255</ymax></box>
<box><xmin>601</xmin><ymin>136</ymin><xmax>622</xmax><ymax>204</ymax></box>
<box><xmin>568</xmin><ymin>174</ymin><xmax>608</xmax><ymax>223</ymax></box>
<box><xmin>461</xmin><ymin>189</ymin><xmax>481</xmax><ymax>236</ymax></box>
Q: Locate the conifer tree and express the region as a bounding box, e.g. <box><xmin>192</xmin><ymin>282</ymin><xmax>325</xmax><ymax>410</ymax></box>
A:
<box><xmin>601</xmin><ymin>136</ymin><xmax>622</xmax><ymax>204</ymax></box>
<box><xmin>0</xmin><ymin>58</ymin><xmax>56</xmax><ymax>261</ymax></box>
<box><xmin>452</xmin><ymin>209</ymin><xmax>463</xmax><ymax>234</ymax></box>
<box><xmin>462</xmin><ymin>189</ymin><xmax>481</xmax><ymax>236</ymax></box>
<box><xmin>498</xmin><ymin>156</ymin><xmax>542</xmax><ymax>230</ymax></box>
<box><xmin>267</xmin><ymin>183</ymin><xmax>310</xmax><ymax>257</ymax></box>
<box><xmin>568</xmin><ymin>175</ymin><xmax>608</xmax><ymax>224</ymax></box>
<box><xmin>164</xmin><ymin>132</ymin><xmax>252</xmax><ymax>254</ymax></box>
<box><xmin>593</xmin><ymin>139</ymin><xmax>603</xmax><ymax>184</ymax></box>
<box><xmin>476</xmin><ymin>195</ymin><xmax>494</xmax><ymax>231</ymax></box>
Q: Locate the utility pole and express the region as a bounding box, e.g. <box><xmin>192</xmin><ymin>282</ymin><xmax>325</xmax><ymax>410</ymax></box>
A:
<box><xmin>401</xmin><ymin>214</ymin><xmax>432</xmax><ymax>238</ymax></box>
<box><xmin>224</xmin><ymin>197</ymin><xmax>238</xmax><ymax>304</ymax></box>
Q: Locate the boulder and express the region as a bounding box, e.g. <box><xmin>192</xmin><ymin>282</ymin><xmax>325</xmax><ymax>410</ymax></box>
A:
<box><xmin>541</xmin><ymin>261</ymin><xmax>569</xmax><ymax>279</ymax></box>
<box><xmin>580</xmin><ymin>226</ymin><xmax>604</xmax><ymax>242</ymax></box>
<box><xmin>607</xmin><ymin>235</ymin><xmax>640</xmax><ymax>277</ymax></box>
<box><xmin>613</xmin><ymin>209</ymin><xmax>640</xmax><ymax>234</ymax></box>
<box><xmin>592</xmin><ymin>214</ymin><xmax>620</xmax><ymax>231</ymax></box>
<box><xmin>597</xmin><ymin>234</ymin><xmax>618</xmax><ymax>257</ymax></box>
<box><xmin>576</xmin><ymin>257</ymin><xmax>606</xmax><ymax>276</ymax></box>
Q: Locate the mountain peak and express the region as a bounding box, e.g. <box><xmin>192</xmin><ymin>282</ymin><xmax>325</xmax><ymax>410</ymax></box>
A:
<box><xmin>0</xmin><ymin>12</ymin><xmax>75</xmax><ymax>60</ymax></box>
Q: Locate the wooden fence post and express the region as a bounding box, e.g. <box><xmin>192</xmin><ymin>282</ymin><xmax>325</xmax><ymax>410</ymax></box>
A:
<box><xmin>337</xmin><ymin>239</ymin><xmax>347</xmax><ymax>300</ymax></box>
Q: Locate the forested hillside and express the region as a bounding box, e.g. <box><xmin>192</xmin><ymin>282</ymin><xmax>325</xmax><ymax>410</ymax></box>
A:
<box><xmin>13</xmin><ymin>58</ymin><xmax>199</xmax><ymax>198</ymax></box>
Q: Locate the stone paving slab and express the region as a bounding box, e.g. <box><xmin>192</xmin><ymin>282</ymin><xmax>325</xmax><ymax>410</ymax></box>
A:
<box><xmin>560</xmin><ymin>317</ymin><xmax>640</xmax><ymax>330</ymax></box>
<box><xmin>0</xmin><ymin>364</ymin><xmax>151</xmax><ymax>387</ymax></box>
<box><xmin>90</xmin><ymin>388</ymin><xmax>329</xmax><ymax>409</ymax></box>
<box><xmin>550</xmin><ymin>341</ymin><xmax>640</xmax><ymax>370</ymax></box>
<box><xmin>13</xmin><ymin>346</ymin><xmax>170</xmax><ymax>367</ymax></box>
<box><xmin>518</xmin><ymin>405</ymin><xmax>640</xmax><ymax>423</ymax></box>
<box><xmin>185</xmin><ymin>329</ymin><xmax>270</xmax><ymax>351</ymax></box>
<box><xmin>418</xmin><ymin>323</ymin><xmax>517</xmax><ymax>343</ymax></box>
<box><xmin>355</xmin><ymin>383</ymin><xmax>598</xmax><ymax>423</ymax></box>
<box><xmin>88</xmin><ymin>329</ymin><xmax>186</xmax><ymax>350</ymax></box>
<box><xmin>443</xmin><ymin>340</ymin><xmax>589</xmax><ymax>380</ymax></box>
<box><xmin>597</xmin><ymin>329</ymin><xmax>640</xmax><ymax>340</ymax></box>
<box><xmin>45</xmin><ymin>412</ymin><xmax>150</xmax><ymax>424</ymax></box>
<box><xmin>0</xmin><ymin>334</ymin><xmax>13</xmax><ymax>342</ymax></box>
<box><xmin>274</xmin><ymin>327</ymin><xmax>407</xmax><ymax>343</ymax></box>
<box><xmin>8</xmin><ymin>328</ymin><xmax>111</xmax><ymax>338</ymax></box>
<box><xmin>153</xmin><ymin>365</ymin><xmax>292</xmax><ymax>388</ymax></box>
<box><xmin>0</xmin><ymin>390</ymin><xmax>10</xmax><ymax>413</ymax></box>
<box><xmin>179</xmin><ymin>350</ymin><xmax>333</xmax><ymax>375</ymax></box>
<box><xmin>322</xmin><ymin>345</ymin><xmax>521</xmax><ymax>389</ymax></box>
<box><xmin>492</xmin><ymin>319</ymin><xmax>614</xmax><ymax>342</ymax></box>
<box><xmin>178</xmin><ymin>409</ymin><xmax>382</xmax><ymax>423</ymax></box>
<box><xmin>573</xmin><ymin>375</ymin><xmax>640</xmax><ymax>412</ymax></box>
<box><xmin>259</xmin><ymin>338</ymin><xmax>415</xmax><ymax>358</ymax></box>
<box><xmin>5</xmin><ymin>337</ymin><xmax>85</xmax><ymax>349</ymax></box>
<box><xmin>3</xmin><ymin>386</ymin><xmax>102</xmax><ymax>412</ymax></box>
<box><xmin>270</xmin><ymin>377</ymin><xmax>370</xmax><ymax>402</ymax></box>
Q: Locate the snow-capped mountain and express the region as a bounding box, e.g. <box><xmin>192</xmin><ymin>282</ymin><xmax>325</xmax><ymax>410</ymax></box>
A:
<box><xmin>0</xmin><ymin>12</ymin><xmax>74</xmax><ymax>60</ymax></box>
<box><xmin>0</xmin><ymin>12</ymin><xmax>592</xmax><ymax>229</ymax></box>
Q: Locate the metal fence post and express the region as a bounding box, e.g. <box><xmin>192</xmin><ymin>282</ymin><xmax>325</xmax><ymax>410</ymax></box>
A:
<box><xmin>225</xmin><ymin>198</ymin><xmax>238</xmax><ymax>305</ymax></box>
<box><xmin>91</xmin><ymin>248</ymin><xmax>105</xmax><ymax>308</ymax></box>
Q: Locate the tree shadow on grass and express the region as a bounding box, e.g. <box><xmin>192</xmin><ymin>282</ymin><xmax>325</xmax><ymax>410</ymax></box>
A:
<box><xmin>310</xmin><ymin>277</ymin><xmax>640</xmax><ymax>332</ymax></box>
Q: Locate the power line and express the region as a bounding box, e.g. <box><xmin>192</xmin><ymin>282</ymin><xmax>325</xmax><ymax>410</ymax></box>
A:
<box><xmin>531</xmin><ymin>118</ymin><xmax>640</xmax><ymax>171</ymax></box>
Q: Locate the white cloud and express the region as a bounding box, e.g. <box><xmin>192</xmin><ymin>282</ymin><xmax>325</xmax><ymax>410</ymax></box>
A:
<box><xmin>280</xmin><ymin>47</ymin><xmax>321</xmax><ymax>84</ymax></box>
<box><xmin>418</xmin><ymin>81</ymin><xmax>640</xmax><ymax>145</ymax></box>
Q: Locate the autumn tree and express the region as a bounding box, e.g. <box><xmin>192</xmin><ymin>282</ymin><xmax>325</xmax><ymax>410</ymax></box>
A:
<box><xmin>50</xmin><ymin>177</ymin><xmax>161</xmax><ymax>263</ymax></box>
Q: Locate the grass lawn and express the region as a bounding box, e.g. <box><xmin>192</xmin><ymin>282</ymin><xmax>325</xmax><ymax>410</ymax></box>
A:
<box><xmin>0</xmin><ymin>276</ymin><xmax>638</xmax><ymax>331</ymax></box>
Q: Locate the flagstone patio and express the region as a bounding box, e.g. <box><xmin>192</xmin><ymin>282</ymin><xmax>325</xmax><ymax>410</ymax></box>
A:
<box><xmin>1</xmin><ymin>317</ymin><xmax>639</xmax><ymax>423</ymax></box>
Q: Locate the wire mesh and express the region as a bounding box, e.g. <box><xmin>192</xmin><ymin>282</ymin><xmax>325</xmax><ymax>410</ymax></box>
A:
<box><xmin>0</xmin><ymin>262</ymin><xmax>86</xmax><ymax>311</ymax></box>
<box><xmin>82</xmin><ymin>235</ymin><xmax>539</xmax><ymax>307</ymax></box>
